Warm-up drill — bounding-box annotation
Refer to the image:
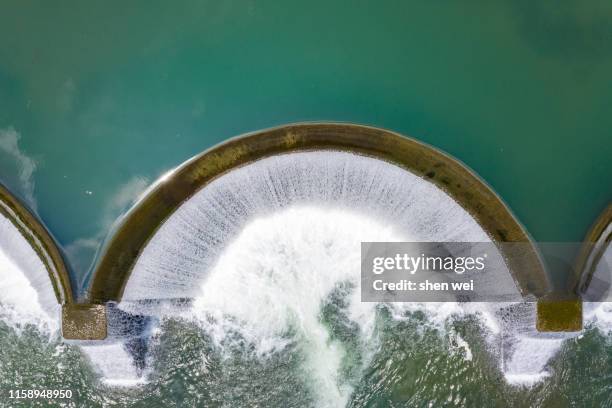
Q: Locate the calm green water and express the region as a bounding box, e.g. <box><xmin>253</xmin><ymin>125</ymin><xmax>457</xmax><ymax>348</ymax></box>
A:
<box><xmin>0</xmin><ymin>0</ymin><xmax>610</xmax><ymax>289</ymax></box>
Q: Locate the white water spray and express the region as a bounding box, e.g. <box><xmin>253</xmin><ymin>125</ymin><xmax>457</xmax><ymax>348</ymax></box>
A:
<box><xmin>1</xmin><ymin>150</ymin><xmax>609</xmax><ymax>400</ymax></box>
<box><xmin>108</xmin><ymin>151</ymin><xmax>589</xmax><ymax>397</ymax></box>
<box><xmin>0</xmin><ymin>213</ymin><xmax>59</xmax><ymax>333</ymax></box>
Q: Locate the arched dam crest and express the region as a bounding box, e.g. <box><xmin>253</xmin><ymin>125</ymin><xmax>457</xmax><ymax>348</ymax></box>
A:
<box><xmin>80</xmin><ymin>123</ymin><xmax>576</xmax><ymax>338</ymax></box>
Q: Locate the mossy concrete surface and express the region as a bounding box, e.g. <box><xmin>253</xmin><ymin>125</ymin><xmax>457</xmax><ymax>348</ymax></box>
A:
<box><xmin>536</xmin><ymin>297</ymin><xmax>583</xmax><ymax>332</ymax></box>
<box><xmin>539</xmin><ymin>203</ymin><xmax>611</xmax><ymax>333</ymax></box>
<box><xmin>62</xmin><ymin>304</ymin><xmax>107</xmax><ymax>340</ymax></box>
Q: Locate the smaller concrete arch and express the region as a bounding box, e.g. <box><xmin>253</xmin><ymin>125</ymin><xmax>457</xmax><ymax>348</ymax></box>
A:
<box><xmin>0</xmin><ymin>183</ymin><xmax>107</xmax><ymax>340</ymax></box>
<box><xmin>570</xmin><ymin>204</ymin><xmax>612</xmax><ymax>298</ymax></box>
<box><xmin>0</xmin><ymin>182</ymin><xmax>73</xmax><ymax>305</ymax></box>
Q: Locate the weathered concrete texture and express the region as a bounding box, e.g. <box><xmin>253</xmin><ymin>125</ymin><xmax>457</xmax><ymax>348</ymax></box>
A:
<box><xmin>536</xmin><ymin>296</ymin><xmax>583</xmax><ymax>332</ymax></box>
<box><xmin>87</xmin><ymin>123</ymin><xmax>551</xmax><ymax>305</ymax></box>
<box><xmin>0</xmin><ymin>183</ymin><xmax>73</xmax><ymax>304</ymax></box>
<box><xmin>62</xmin><ymin>304</ymin><xmax>107</xmax><ymax>340</ymax></box>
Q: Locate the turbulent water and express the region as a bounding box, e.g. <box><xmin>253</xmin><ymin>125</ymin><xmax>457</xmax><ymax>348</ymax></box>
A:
<box><xmin>1</xmin><ymin>152</ymin><xmax>611</xmax><ymax>407</ymax></box>
<box><xmin>0</xmin><ymin>213</ymin><xmax>59</xmax><ymax>332</ymax></box>
<box><xmin>121</xmin><ymin>151</ymin><xmax>500</xmax><ymax>301</ymax></box>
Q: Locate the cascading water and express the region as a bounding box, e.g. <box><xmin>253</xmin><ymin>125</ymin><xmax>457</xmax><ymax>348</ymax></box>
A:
<box><xmin>84</xmin><ymin>150</ymin><xmax>594</xmax><ymax>401</ymax></box>
<box><xmin>121</xmin><ymin>151</ymin><xmax>499</xmax><ymax>302</ymax></box>
<box><xmin>584</xmin><ymin>243</ymin><xmax>612</xmax><ymax>331</ymax></box>
<box><xmin>77</xmin><ymin>304</ymin><xmax>154</xmax><ymax>387</ymax></box>
<box><xmin>1</xmin><ymin>150</ymin><xmax>610</xmax><ymax>406</ymax></box>
<box><xmin>0</xmin><ymin>213</ymin><xmax>59</xmax><ymax>333</ymax></box>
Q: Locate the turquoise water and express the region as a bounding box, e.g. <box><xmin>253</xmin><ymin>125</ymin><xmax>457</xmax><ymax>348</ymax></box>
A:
<box><xmin>0</xmin><ymin>1</ymin><xmax>611</xmax><ymax>288</ymax></box>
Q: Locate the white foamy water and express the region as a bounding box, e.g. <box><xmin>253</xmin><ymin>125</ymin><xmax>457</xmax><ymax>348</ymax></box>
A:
<box><xmin>79</xmin><ymin>343</ymin><xmax>147</xmax><ymax>387</ymax></box>
<box><xmin>186</xmin><ymin>207</ymin><xmax>533</xmax><ymax>404</ymax></box>
<box><xmin>122</xmin><ymin>151</ymin><xmax>500</xmax><ymax>302</ymax></box>
<box><xmin>502</xmin><ymin>335</ymin><xmax>565</xmax><ymax>386</ymax></box>
<box><xmin>191</xmin><ymin>207</ymin><xmax>404</xmax><ymax>406</ymax></box>
<box><xmin>583</xmin><ymin>244</ymin><xmax>612</xmax><ymax>332</ymax></box>
<box><xmin>107</xmin><ymin>150</ymin><xmax>587</xmax><ymax>399</ymax></box>
<box><xmin>0</xmin><ymin>210</ymin><xmax>150</xmax><ymax>388</ymax></box>
<box><xmin>0</xmin><ymin>212</ymin><xmax>60</xmax><ymax>333</ymax></box>
<box><xmin>0</xmin><ymin>150</ymin><xmax>609</xmax><ymax>401</ymax></box>
<box><xmin>499</xmin><ymin>240</ymin><xmax>612</xmax><ymax>388</ymax></box>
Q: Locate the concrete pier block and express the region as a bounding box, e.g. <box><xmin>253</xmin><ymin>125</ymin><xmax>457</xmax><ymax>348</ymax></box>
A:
<box><xmin>62</xmin><ymin>304</ymin><xmax>107</xmax><ymax>340</ymax></box>
<box><xmin>536</xmin><ymin>297</ymin><xmax>582</xmax><ymax>332</ymax></box>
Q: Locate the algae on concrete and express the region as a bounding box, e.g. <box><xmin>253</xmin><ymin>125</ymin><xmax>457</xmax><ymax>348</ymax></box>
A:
<box><xmin>62</xmin><ymin>304</ymin><xmax>107</xmax><ymax>340</ymax></box>
<box><xmin>537</xmin><ymin>297</ymin><xmax>583</xmax><ymax>332</ymax></box>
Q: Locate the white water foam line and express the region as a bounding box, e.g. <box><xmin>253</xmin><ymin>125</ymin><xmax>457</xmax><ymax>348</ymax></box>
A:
<box><xmin>79</xmin><ymin>343</ymin><xmax>147</xmax><ymax>387</ymax></box>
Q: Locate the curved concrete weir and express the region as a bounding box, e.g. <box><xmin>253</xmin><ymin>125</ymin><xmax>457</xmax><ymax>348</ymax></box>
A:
<box><xmin>0</xmin><ymin>185</ymin><xmax>74</xmax><ymax>304</ymax></box>
<box><xmin>87</xmin><ymin>123</ymin><xmax>550</xmax><ymax>307</ymax></box>
<box><xmin>0</xmin><ymin>183</ymin><xmax>72</xmax><ymax>305</ymax></box>
<box><xmin>0</xmin><ymin>183</ymin><xmax>105</xmax><ymax>339</ymax></box>
<box><xmin>571</xmin><ymin>204</ymin><xmax>612</xmax><ymax>299</ymax></box>
<box><xmin>0</xmin><ymin>124</ymin><xmax>596</xmax><ymax>388</ymax></box>
<box><xmin>80</xmin><ymin>123</ymin><xmax>579</xmax><ymax>385</ymax></box>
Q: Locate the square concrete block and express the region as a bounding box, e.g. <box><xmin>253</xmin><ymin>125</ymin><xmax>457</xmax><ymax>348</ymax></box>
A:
<box><xmin>62</xmin><ymin>304</ymin><xmax>107</xmax><ymax>340</ymax></box>
<box><xmin>536</xmin><ymin>298</ymin><xmax>583</xmax><ymax>332</ymax></box>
